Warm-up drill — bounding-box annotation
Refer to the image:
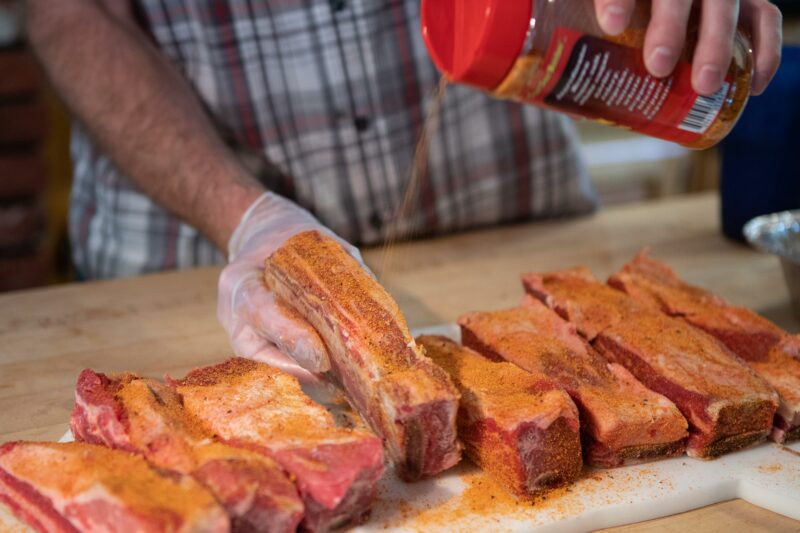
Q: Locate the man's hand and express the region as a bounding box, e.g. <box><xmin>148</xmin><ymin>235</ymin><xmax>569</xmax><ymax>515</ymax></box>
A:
<box><xmin>26</xmin><ymin>1</ymin><xmax>361</xmax><ymax>380</ymax></box>
<box><xmin>594</xmin><ymin>0</ymin><xmax>782</xmax><ymax>95</ymax></box>
<box><xmin>217</xmin><ymin>193</ymin><xmax>368</xmax><ymax>383</ymax></box>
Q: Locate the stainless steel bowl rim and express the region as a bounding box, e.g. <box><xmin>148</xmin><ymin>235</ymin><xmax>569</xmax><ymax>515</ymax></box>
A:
<box><xmin>743</xmin><ymin>209</ymin><xmax>800</xmax><ymax>265</ymax></box>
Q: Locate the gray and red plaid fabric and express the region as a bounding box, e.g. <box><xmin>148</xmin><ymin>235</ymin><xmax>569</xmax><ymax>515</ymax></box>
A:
<box><xmin>70</xmin><ymin>0</ymin><xmax>596</xmax><ymax>279</ymax></box>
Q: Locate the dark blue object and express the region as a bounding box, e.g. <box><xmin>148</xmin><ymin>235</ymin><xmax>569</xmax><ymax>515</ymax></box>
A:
<box><xmin>720</xmin><ymin>45</ymin><xmax>800</xmax><ymax>242</ymax></box>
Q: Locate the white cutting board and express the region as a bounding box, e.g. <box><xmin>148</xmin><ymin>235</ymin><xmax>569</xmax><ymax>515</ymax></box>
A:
<box><xmin>2</xmin><ymin>324</ymin><xmax>799</xmax><ymax>532</ymax></box>
<box><xmin>360</xmin><ymin>325</ymin><xmax>800</xmax><ymax>532</ymax></box>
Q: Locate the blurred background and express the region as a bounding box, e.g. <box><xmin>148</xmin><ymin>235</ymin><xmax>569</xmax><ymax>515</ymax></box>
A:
<box><xmin>0</xmin><ymin>0</ymin><xmax>798</xmax><ymax>292</ymax></box>
<box><xmin>1</xmin><ymin>0</ymin><xmax>72</xmax><ymax>291</ymax></box>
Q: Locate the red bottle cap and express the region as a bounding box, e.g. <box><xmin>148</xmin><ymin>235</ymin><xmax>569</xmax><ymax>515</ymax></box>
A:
<box><xmin>421</xmin><ymin>0</ymin><xmax>533</xmax><ymax>90</ymax></box>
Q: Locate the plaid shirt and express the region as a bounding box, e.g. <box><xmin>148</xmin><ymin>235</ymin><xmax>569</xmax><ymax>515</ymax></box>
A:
<box><xmin>70</xmin><ymin>0</ymin><xmax>596</xmax><ymax>279</ymax></box>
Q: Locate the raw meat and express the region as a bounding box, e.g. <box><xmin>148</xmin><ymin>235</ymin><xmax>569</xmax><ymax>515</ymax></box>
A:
<box><xmin>458</xmin><ymin>300</ymin><xmax>688</xmax><ymax>467</ymax></box>
<box><xmin>418</xmin><ymin>335</ymin><xmax>582</xmax><ymax>496</ymax></box>
<box><xmin>171</xmin><ymin>358</ymin><xmax>384</xmax><ymax>532</ymax></box>
<box><xmin>523</xmin><ymin>266</ymin><xmax>646</xmax><ymax>341</ymax></box>
<box><xmin>523</xmin><ymin>269</ymin><xmax>779</xmax><ymax>458</ymax></box>
<box><xmin>263</xmin><ymin>230</ymin><xmax>461</xmax><ymax>481</ymax></box>
<box><xmin>70</xmin><ymin>369</ymin><xmax>304</xmax><ymax>533</ymax></box>
<box><xmin>0</xmin><ymin>441</ymin><xmax>228</xmax><ymax>533</ymax></box>
<box><xmin>609</xmin><ymin>250</ymin><xmax>800</xmax><ymax>443</ymax></box>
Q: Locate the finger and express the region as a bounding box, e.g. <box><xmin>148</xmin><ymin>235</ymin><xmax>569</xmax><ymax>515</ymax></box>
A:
<box><xmin>265</xmin><ymin>297</ymin><xmax>332</xmax><ymax>373</ymax></box>
<box><xmin>742</xmin><ymin>0</ymin><xmax>783</xmax><ymax>95</ymax></box>
<box><xmin>231</xmin><ymin>323</ymin><xmax>324</xmax><ymax>384</ymax></box>
<box><xmin>249</xmin><ymin>346</ymin><xmax>324</xmax><ymax>385</ymax></box>
<box><xmin>217</xmin><ymin>262</ymin><xmax>254</xmax><ymax>332</ymax></box>
<box><xmin>692</xmin><ymin>0</ymin><xmax>739</xmax><ymax>95</ymax></box>
<box><xmin>594</xmin><ymin>0</ymin><xmax>635</xmax><ymax>36</ymax></box>
<box><xmin>644</xmin><ymin>0</ymin><xmax>694</xmax><ymax>78</ymax></box>
<box><xmin>238</xmin><ymin>281</ymin><xmax>331</xmax><ymax>372</ymax></box>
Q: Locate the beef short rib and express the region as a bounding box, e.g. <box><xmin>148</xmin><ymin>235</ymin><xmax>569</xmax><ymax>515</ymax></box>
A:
<box><xmin>0</xmin><ymin>441</ymin><xmax>228</xmax><ymax>533</ymax></box>
<box><xmin>523</xmin><ymin>266</ymin><xmax>647</xmax><ymax>341</ymax></box>
<box><xmin>70</xmin><ymin>369</ymin><xmax>304</xmax><ymax>533</ymax></box>
<box><xmin>609</xmin><ymin>250</ymin><xmax>800</xmax><ymax>443</ymax></box>
<box><xmin>458</xmin><ymin>301</ymin><xmax>687</xmax><ymax>467</ymax></box>
<box><xmin>171</xmin><ymin>358</ymin><xmax>384</xmax><ymax>532</ymax></box>
<box><xmin>418</xmin><ymin>335</ymin><xmax>582</xmax><ymax>496</ymax></box>
<box><xmin>263</xmin><ymin>230</ymin><xmax>461</xmax><ymax>480</ymax></box>
<box><xmin>524</xmin><ymin>268</ymin><xmax>779</xmax><ymax>458</ymax></box>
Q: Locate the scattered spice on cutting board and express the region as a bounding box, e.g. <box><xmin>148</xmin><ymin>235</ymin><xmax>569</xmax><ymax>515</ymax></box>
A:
<box><xmin>373</xmin><ymin>460</ymin><xmax>684</xmax><ymax>531</ymax></box>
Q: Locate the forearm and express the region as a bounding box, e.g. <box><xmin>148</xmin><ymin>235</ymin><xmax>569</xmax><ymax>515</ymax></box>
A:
<box><xmin>26</xmin><ymin>0</ymin><xmax>264</xmax><ymax>250</ymax></box>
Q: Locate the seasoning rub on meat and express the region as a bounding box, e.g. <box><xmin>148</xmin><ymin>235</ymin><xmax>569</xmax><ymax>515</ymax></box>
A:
<box><xmin>609</xmin><ymin>250</ymin><xmax>800</xmax><ymax>443</ymax></box>
<box><xmin>264</xmin><ymin>230</ymin><xmax>462</xmax><ymax>481</ymax></box>
<box><xmin>0</xmin><ymin>441</ymin><xmax>229</xmax><ymax>533</ymax></box>
<box><xmin>171</xmin><ymin>358</ymin><xmax>384</xmax><ymax>532</ymax></box>
<box><xmin>418</xmin><ymin>335</ymin><xmax>582</xmax><ymax>496</ymax></box>
<box><xmin>524</xmin><ymin>267</ymin><xmax>779</xmax><ymax>459</ymax></box>
<box><xmin>71</xmin><ymin>370</ymin><xmax>304</xmax><ymax>533</ymax></box>
<box><xmin>458</xmin><ymin>300</ymin><xmax>688</xmax><ymax>467</ymax></box>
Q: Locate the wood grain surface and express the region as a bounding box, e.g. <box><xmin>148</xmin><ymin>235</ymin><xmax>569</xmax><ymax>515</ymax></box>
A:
<box><xmin>0</xmin><ymin>192</ymin><xmax>796</xmax><ymax>531</ymax></box>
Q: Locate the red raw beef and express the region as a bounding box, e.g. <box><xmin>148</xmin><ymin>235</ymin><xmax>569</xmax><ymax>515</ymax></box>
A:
<box><xmin>0</xmin><ymin>441</ymin><xmax>229</xmax><ymax>533</ymax></box>
<box><xmin>418</xmin><ymin>335</ymin><xmax>582</xmax><ymax>496</ymax></box>
<box><xmin>523</xmin><ymin>268</ymin><xmax>779</xmax><ymax>458</ymax></box>
<box><xmin>263</xmin><ymin>231</ymin><xmax>462</xmax><ymax>481</ymax></box>
<box><xmin>71</xmin><ymin>369</ymin><xmax>303</xmax><ymax>533</ymax></box>
<box><xmin>171</xmin><ymin>358</ymin><xmax>384</xmax><ymax>532</ymax></box>
<box><xmin>458</xmin><ymin>301</ymin><xmax>688</xmax><ymax>467</ymax></box>
<box><xmin>609</xmin><ymin>250</ymin><xmax>800</xmax><ymax>443</ymax></box>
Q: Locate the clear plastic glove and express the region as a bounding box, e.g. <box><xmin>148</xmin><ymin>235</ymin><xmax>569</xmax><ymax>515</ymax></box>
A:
<box><xmin>217</xmin><ymin>192</ymin><xmax>367</xmax><ymax>383</ymax></box>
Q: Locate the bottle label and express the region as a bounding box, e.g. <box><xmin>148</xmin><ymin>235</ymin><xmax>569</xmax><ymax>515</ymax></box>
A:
<box><xmin>520</xmin><ymin>27</ymin><xmax>731</xmax><ymax>144</ymax></box>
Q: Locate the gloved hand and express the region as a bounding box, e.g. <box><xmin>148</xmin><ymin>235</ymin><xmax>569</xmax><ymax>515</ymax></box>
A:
<box><xmin>217</xmin><ymin>191</ymin><xmax>367</xmax><ymax>382</ymax></box>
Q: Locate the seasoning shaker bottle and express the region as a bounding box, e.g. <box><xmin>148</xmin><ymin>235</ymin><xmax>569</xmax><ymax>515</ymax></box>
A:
<box><xmin>421</xmin><ymin>0</ymin><xmax>753</xmax><ymax>149</ymax></box>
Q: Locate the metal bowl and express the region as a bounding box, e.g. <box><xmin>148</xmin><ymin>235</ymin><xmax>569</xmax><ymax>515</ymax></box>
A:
<box><xmin>744</xmin><ymin>210</ymin><xmax>800</xmax><ymax>319</ymax></box>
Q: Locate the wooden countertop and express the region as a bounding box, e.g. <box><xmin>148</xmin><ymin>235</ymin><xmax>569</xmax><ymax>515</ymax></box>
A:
<box><xmin>0</xmin><ymin>191</ymin><xmax>797</xmax><ymax>531</ymax></box>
